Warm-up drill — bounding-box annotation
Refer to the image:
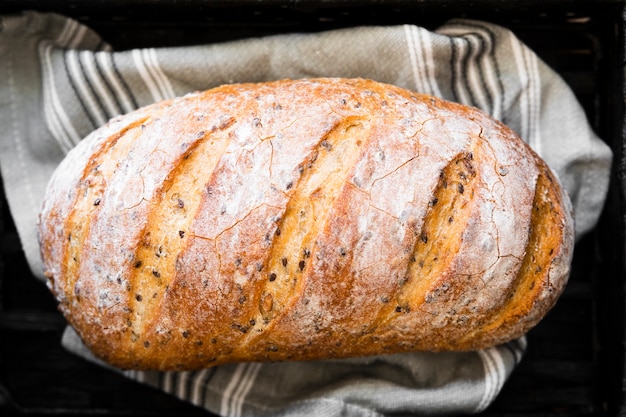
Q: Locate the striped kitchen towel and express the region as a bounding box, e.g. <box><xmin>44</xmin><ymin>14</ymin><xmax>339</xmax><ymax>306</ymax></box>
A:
<box><xmin>62</xmin><ymin>325</ymin><xmax>526</xmax><ymax>416</ymax></box>
<box><xmin>0</xmin><ymin>10</ymin><xmax>612</xmax><ymax>417</ymax></box>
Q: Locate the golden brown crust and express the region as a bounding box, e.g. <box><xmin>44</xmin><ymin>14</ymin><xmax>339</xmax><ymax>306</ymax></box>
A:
<box><xmin>38</xmin><ymin>78</ymin><xmax>574</xmax><ymax>370</ymax></box>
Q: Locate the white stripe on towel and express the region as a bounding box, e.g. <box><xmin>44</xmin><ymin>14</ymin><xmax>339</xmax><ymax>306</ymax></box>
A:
<box><xmin>65</xmin><ymin>50</ymin><xmax>108</xmax><ymax>126</ymax></box>
<box><xmin>95</xmin><ymin>52</ymin><xmax>137</xmax><ymax>114</ymax></box>
<box><xmin>510</xmin><ymin>33</ymin><xmax>542</xmax><ymax>155</ymax></box>
<box><xmin>220</xmin><ymin>363</ymin><xmax>263</xmax><ymax>417</ymax></box>
<box><xmin>404</xmin><ymin>25</ymin><xmax>442</xmax><ymax>97</ymax></box>
<box><xmin>475</xmin><ymin>347</ymin><xmax>507</xmax><ymax>413</ymax></box>
<box><xmin>80</xmin><ymin>51</ymin><xmax>121</xmax><ymax>118</ymax></box>
<box><xmin>438</xmin><ymin>24</ymin><xmax>502</xmax><ymax>119</ymax></box>
<box><xmin>144</xmin><ymin>48</ymin><xmax>176</xmax><ymax>99</ymax></box>
<box><xmin>132</xmin><ymin>48</ymin><xmax>176</xmax><ymax>102</ymax></box>
<box><xmin>132</xmin><ymin>48</ymin><xmax>165</xmax><ymax>102</ymax></box>
<box><xmin>40</xmin><ymin>44</ymin><xmax>81</xmax><ymax>151</ymax></box>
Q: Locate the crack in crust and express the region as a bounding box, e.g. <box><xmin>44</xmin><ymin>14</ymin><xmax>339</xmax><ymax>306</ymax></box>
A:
<box><xmin>458</xmin><ymin>168</ymin><xmax>570</xmax><ymax>346</ymax></box>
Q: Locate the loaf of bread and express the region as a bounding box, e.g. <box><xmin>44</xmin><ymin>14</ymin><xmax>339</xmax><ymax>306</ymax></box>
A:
<box><xmin>38</xmin><ymin>78</ymin><xmax>574</xmax><ymax>371</ymax></box>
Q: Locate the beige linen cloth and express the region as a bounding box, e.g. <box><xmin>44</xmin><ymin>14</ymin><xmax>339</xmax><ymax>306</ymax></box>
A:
<box><xmin>0</xmin><ymin>10</ymin><xmax>612</xmax><ymax>417</ymax></box>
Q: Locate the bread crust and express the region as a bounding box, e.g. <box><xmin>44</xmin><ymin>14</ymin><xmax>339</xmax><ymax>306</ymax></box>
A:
<box><xmin>38</xmin><ymin>78</ymin><xmax>574</xmax><ymax>370</ymax></box>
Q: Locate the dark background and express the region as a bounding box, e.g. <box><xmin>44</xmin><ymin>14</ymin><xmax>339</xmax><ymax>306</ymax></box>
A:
<box><xmin>0</xmin><ymin>1</ymin><xmax>625</xmax><ymax>415</ymax></box>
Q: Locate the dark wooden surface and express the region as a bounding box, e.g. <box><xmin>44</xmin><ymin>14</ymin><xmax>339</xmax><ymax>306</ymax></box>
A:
<box><xmin>0</xmin><ymin>1</ymin><xmax>624</xmax><ymax>416</ymax></box>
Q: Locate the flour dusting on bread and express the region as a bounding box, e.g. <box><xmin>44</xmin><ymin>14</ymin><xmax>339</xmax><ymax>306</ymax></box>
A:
<box><xmin>38</xmin><ymin>78</ymin><xmax>574</xmax><ymax>370</ymax></box>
